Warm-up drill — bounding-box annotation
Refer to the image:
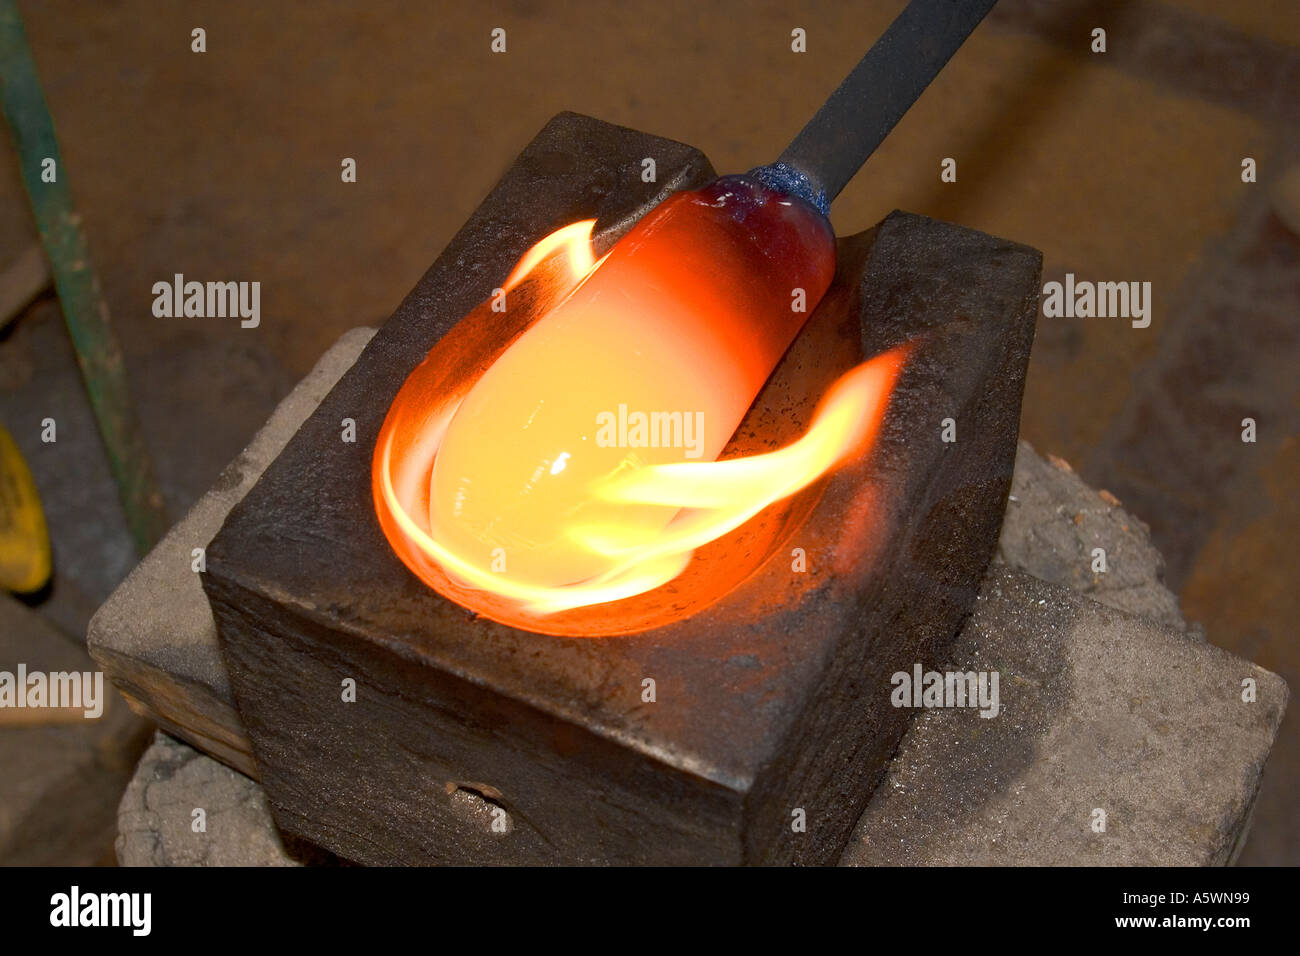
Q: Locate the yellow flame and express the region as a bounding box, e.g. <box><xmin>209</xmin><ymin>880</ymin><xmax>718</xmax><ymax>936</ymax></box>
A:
<box><xmin>571</xmin><ymin>350</ymin><xmax>903</xmax><ymax>575</ymax></box>
<box><xmin>501</xmin><ymin>219</ymin><xmax>598</xmax><ymax>293</ymax></box>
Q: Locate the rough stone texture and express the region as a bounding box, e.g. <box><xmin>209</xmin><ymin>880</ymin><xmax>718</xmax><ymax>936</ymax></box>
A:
<box><xmin>88</xmin><ymin>326</ymin><xmax>377</xmax><ymax>777</ymax></box>
<box><xmin>0</xmin><ymin>595</ymin><xmax>151</xmax><ymax>865</ymax></box>
<box><xmin>997</xmin><ymin>440</ymin><xmax>1188</xmax><ymax>633</ymax></box>
<box><xmin>842</xmin><ymin>565</ymin><xmax>1287</xmax><ymax>866</ymax></box>
<box><xmin>117</xmin><ymin>731</ymin><xmax>308</xmax><ymax>867</ymax></box>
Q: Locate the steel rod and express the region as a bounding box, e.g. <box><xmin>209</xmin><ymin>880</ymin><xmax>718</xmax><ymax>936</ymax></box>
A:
<box><xmin>777</xmin><ymin>0</ymin><xmax>999</xmax><ymax>207</ymax></box>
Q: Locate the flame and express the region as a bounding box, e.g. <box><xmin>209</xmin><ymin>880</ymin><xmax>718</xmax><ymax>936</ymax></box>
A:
<box><xmin>374</xmin><ymin>217</ymin><xmax>904</xmax><ymax>622</ymax></box>
<box><xmin>501</xmin><ymin>219</ymin><xmax>599</xmax><ymax>292</ymax></box>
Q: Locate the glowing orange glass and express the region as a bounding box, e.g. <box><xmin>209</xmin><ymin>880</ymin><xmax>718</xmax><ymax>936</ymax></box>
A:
<box><xmin>373</xmin><ymin>175</ymin><xmax>904</xmax><ymax>624</ymax></box>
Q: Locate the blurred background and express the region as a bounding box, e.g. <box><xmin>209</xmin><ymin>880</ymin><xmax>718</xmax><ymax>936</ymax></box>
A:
<box><xmin>0</xmin><ymin>0</ymin><xmax>1295</xmax><ymax>864</ymax></box>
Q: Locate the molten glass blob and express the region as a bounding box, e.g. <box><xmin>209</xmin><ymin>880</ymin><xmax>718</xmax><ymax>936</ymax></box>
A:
<box><xmin>373</xmin><ymin>174</ymin><xmax>907</xmax><ymax>624</ymax></box>
<box><xmin>428</xmin><ymin>175</ymin><xmax>837</xmax><ymax>591</ymax></box>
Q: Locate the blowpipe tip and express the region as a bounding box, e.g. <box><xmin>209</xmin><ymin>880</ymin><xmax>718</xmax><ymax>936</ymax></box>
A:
<box><xmin>747</xmin><ymin>162</ymin><xmax>830</xmax><ymax>218</ymax></box>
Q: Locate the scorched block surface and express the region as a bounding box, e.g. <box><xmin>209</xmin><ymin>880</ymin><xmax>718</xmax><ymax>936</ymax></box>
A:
<box><xmin>203</xmin><ymin>112</ymin><xmax>1040</xmax><ymax>865</ymax></box>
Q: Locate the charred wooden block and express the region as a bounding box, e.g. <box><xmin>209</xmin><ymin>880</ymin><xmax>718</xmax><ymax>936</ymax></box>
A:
<box><xmin>203</xmin><ymin>112</ymin><xmax>1041</xmax><ymax>865</ymax></box>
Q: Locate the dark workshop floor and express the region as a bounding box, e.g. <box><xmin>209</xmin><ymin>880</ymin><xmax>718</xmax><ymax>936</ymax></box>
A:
<box><xmin>0</xmin><ymin>0</ymin><xmax>1295</xmax><ymax>865</ymax></box>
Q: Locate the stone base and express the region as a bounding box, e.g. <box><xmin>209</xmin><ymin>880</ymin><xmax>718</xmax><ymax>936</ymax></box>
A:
<box><xmin>101</xmin><ymin>325</ymin><xmax>1287</xmax><ymax>864</ymax></box>
<box><xmin>116</xmin><ymin>556</ymin><xmax>1286</xmax><ymax>867</ymax></box>
<box><xmin>98</xmin><ymin>302</ymin><xmax>1288</xmax><ymax>866</ymax></box>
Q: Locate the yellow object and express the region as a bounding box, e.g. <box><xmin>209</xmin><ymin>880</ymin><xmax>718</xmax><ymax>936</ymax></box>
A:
<box><xmin>0</xmin><ymin>422</ymin><xmax>51</xmax><ymax>592</ymax></box>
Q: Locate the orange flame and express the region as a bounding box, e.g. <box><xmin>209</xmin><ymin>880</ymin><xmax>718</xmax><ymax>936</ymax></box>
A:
<box><xmin>374</xmin><ymin>219</ymin><xmax>904</xmax><ymax>620</ymax></box>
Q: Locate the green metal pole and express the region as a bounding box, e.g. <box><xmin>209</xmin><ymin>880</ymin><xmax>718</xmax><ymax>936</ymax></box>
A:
<box><xmin>0</xmin><ymin>0</ymin><xmax>167</xmax><ymax>555</ymax></box>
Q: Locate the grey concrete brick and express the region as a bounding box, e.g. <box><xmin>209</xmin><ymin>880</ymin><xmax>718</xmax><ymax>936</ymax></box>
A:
<box><xmin>87</xmin><ymin>327</ymin><xmax>376</xmax><ymax>777</ymax></box>
<box><xmin>842</xmin><ymin>566</ymin><xmax>1286</xmax><ymax>865</ymax></box>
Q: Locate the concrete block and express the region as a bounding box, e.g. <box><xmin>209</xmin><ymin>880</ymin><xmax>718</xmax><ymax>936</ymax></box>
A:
<box><xmin>87</xmin><ymin>327</ymin><xmax>377</xmax><ymax>776</ymax></box>
<box><xmin>997</xmin><ymin>441</ymin><xmax>1187</xmax><ymax>632</ymax></box>
<box><xmin>842</xmin><ymin>565</ymin><xmax>1286</xmax><ymax>865</ymax></box>
<box><xmin>115</xmin><ymin>731</ymin><xmax>326</xmax><ymax>867</ymax></box>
